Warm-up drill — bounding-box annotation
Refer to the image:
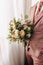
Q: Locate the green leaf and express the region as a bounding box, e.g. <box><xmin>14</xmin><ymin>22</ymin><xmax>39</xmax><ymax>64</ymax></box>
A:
<box><xmin>25</xmin><ymin>15</ymin><xmax>28</xmax><ymax>19</ymax></box>
<box><xmin>13</xmin><ymin>18</ymin><xmax>16</xmax><ymax>24</ymax></box>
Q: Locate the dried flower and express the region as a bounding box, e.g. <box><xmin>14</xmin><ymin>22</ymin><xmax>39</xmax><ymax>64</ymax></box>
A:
<box><xmin>19</xmin><ymin>30</ymin><xmax>25</xmax><ymax>37</ymax></box>
<box><xmin>15</xmin><ymin>30</ymin><xmax>19</xmax><ymax>38</ymax></box>
<box><xmin>12</xmin><ymin>35</ymin><xmax>17</xmax><ymax>40</ymax></box>
<box><xmin>8</xmin><ymin>15</ymin><xmax>34</xmax><ymax>46</ymax></box>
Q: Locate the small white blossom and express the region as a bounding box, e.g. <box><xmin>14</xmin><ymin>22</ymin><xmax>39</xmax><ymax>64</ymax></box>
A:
<box><xmin>28</xmin><ymin>27</ymin><xmax>31</xmax><ymax>31</ymax></box>
<box><xmin>27</xmin><ymin>34</ymin><xmax>31</xmax><ymax>38</ymax></box>
<box><xmin>15</xmin><ymin>30</ymin><xmax>19</xmax><ymax>38</ymax></box>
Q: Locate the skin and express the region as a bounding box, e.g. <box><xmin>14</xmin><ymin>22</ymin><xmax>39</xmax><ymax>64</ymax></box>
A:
<box><xmin>40</xmin><ymin>0</ymin><xmax>43</xmax><ymax>2</ymax></box>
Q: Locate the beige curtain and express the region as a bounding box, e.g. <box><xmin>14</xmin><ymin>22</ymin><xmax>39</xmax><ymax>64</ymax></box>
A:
<box><xmin>24</xmin><ymin>0</ymin><xmax>32</xmax><ymax>16</ymax></box>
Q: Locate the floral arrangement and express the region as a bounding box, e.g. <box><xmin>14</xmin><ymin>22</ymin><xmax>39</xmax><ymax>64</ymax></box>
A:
<box><xmin>8</xmin><ymin>15</ymin><xmax>34</xmax><ymax>46</ymax></box>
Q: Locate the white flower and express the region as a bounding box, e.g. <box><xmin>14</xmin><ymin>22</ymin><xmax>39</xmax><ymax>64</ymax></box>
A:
<box><xmin>15</xmin><ymin>30</ymin><xmax>19</xmax><ymax>38</ymax></box>
<box><xmin>11</xmin><ymin>30</ymin><xmax>19</xmax><ymax>40</ymax></box>
<box><xmin>23</xmin><ymin>24</ymin><xmax>28</xmax><ymax>30</ymax></box>
<box><xmin>10</xmin><ymin>20</ymin><xmax>14</xmax><ymax>25</ymax></box>
<box><xmin>13</xmin><ymin>25</ymin><xmax>16</xmax><ymax>30</ymax></box>
<box><xmin>21</xmin><ymin>19</ymin><xmax>25</xmax><ymax>25</ymax></box>
<box><xmin>12</xmin><ymin>34</ymin><xmax>17</xmax><ymax>40</ymax></box>
<box><xmin>28</xmin><ymin>27</ymin><xmax>31</xmax><ymax>31</ymax></box>
<box><xmin>27</xmin><ymin>34</ymin><xmax>31</xmax><ymax>38</ymax></box>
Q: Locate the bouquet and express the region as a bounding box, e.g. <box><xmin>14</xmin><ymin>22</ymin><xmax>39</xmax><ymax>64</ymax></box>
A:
<box><xmin>8</xmin><ymin>15</ymin><xmax>34</xmax><ymax>46</ymax></box>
